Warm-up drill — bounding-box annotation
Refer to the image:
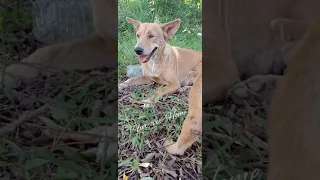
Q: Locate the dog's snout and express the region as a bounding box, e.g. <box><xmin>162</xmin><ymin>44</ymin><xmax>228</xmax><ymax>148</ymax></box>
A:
<box><xmin>134</xmin><ymin>47</ymin><xmax>144</xmax><ymax>55</ymax></box>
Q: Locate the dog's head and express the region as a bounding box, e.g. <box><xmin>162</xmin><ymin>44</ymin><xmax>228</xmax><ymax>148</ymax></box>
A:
<box><xmin>126</xmin><ymin>17</ymin><xmax>181</xmax><ymax>63</ymax></box>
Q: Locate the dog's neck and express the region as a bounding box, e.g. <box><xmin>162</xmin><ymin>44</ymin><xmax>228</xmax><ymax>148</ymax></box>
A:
<box><xmin>148</xmin><ymin>43</ymin><xmax>172</xmax><ymax>73</ymax></box>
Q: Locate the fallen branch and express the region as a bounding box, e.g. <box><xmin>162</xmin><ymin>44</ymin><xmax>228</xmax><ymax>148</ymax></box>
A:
<box><xmin>0</xmin><ymin>105</ymin><xmax>50</xmax><ymax>137</ymax></box>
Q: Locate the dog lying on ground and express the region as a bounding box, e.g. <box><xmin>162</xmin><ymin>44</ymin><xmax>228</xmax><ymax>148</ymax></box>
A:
<box><xmin>1</xmin><ymin>0</ymin><xmax>117</xmax><ymax>88</ymax></box>
<box><xmin>267</xmin><ymin>19</ymin><xmax>320</xmax><ymax>180</ymax></box>
<box><xmin>163</xmin><ymin>5</ymin><xmax>242</xmax><ymax>155</ymax></box>
<box><xmin>119</xmin><ymin>18</ymin><xmax>202</xmax><ymax>107</ymax></box>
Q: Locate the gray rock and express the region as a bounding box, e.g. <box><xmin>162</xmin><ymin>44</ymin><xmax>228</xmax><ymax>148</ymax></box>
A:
<box><xmin>33</xmin><ymin>0</ymin><xmax>94</xmax><ymax>44</ymax></box>
<box><xmin>126</xmin><ymin>65</ymin><xmax>142</xmax><ymax>77</ymax></box>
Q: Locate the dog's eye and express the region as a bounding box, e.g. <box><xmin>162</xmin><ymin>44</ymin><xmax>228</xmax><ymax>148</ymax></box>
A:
<box><xmin>148</xmin><ymin>34</ymin><xmax>154</xmax><ymax>38</ymax></box>
<box><xmin>136</xmin><ymin>34</ymin><xmax>140</xmax><ymax>38</ymax></box>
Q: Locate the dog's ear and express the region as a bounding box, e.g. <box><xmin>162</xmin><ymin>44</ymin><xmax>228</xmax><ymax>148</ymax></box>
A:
<box><xmin>160</xmin><ymin>18</ymin><xmax>181</xmax><ymax>40</ymax></box>
<box><xmin>126</xmin><ymin>17</ymin><xmax>141</xmax><ymax>31</ymax></box>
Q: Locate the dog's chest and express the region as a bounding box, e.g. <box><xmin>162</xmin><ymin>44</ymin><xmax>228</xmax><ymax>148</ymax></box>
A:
<box><xmin>142</xmin><ymin>57</ymin><xmax>162</xmax><ymax>78</ymax></box>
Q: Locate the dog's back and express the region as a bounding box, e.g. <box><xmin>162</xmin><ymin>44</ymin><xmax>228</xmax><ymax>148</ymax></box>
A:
<box><xmin>268</xmin><ymin>23</ymin><xmax>320</xmax><ymax>180</ymax></box>
<box><xmin>174</xmin><ymin>46</ymin><xmax>202</xmax><ymax>75</ymax></box>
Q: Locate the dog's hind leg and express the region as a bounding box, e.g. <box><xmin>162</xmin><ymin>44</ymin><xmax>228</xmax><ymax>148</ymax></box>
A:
<box><xmin>164</xmin><ymin>113</ymin><xmax>202</xmax><ymax>155</ymax></box>
<box><xmin>164</xmin><ymin>74</ymin><xmax>202</xmax><ymax>155</ymax></box>
<box><xmin>267</xmin><ymin>24</ymin><xmax>320</xmax><ymax>180</ymax></box>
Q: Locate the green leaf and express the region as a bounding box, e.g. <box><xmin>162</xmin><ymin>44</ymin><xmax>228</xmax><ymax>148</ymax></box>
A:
<box><xmin>24</xmin><ymin>158</ymin><xmax>49</xmax><ymax>169</ymax></box>
<box><xmin>239</xmin><ymin>135</ymin><xmax>262</xmax><ymax>159</ymax></box>
<box><xmin>56</xmin><ymin>167</ymin><xmax>80</xmax><ymax>179</ymax></box>
<box><xmin>118</xmin><ymin>157</ymin><xmax>133</xmax><ymax>167</ymax></box>
<box><xmin>73</xmin><ymin>85</ymin><xmax>89</xmax><ymax>100</ymax></box>
<box><xmin>6</xmin><ymin>140</ymin><xmax>26</xmax><ymax>157</ymax></box>
<box><xmin>51</xmin><ymin>107</ymin><xmax>70</xmax><ymax>120</ymax></box>
<box><xmin>54</xmin><ymin>99</ymin><xmax>77</xmax><ymax>110</ymax></box>
<box><xmin>131</xmin><ymin>159</ymin><xmax>139</xmax><ymax>169</ymax></box>
<box><xmin>39</xmin><ymin>116</ymin><xmax>64</xmax><ymax>129</ymax></box>
<box><xmin>38</xmin><ymin>150</ymin><xmax>90</xmax><ymax>175</ymax></box>
<box><xmin>0</xmin><ymin>160</ymin><xmax>13</xmax><ymax>167</ymax></box>
<box><xmin>2</xmin><ymin>87</ymin><xmax>14</xmax><ymax>102</ymax></box>
<box><xmin>253</xmin><ymin>115</ymin><xmax>268</xmax><ymax>129</ymax></box>
<box><xmin>131</xmin><ymin>136</ymin><xmax>138</xmax><ymax>149</ymax></box>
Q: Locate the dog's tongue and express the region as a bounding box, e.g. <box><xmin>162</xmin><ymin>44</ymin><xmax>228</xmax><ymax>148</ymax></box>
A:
<box><xmin>139</xmin><ymin>55</ymin><xmax>148</xmax><ymax>63</ymax></box>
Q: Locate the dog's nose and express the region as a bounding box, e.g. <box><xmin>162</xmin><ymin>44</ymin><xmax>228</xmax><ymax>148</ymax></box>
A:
<box><xmin>134</xmin><ymin>47</ymin><xmax>143</xmax><ymax>55</ymax></box>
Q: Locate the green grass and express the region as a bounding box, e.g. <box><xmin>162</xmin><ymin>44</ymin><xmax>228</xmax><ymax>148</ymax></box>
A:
<box><xmin>118</xmin><ymin>85</ymin><xmax>189</xmax><ymax>150</ymax></box>
<box><xmin>0</xmin><ymin>0</ymin><xmax>269</xmax><ymax>179</ymax></box>
<box><xmin>118</xmin><ymin>0</ymin><xmax>202</xmax><ymax>178</ymax></box>
<box><xmin>118</xmin><ymin>0</ymin><xmax>202</xmax><ymax>77</ymax></box>
<box><xmin>118</xmin><ymin>1</ymin><xmax>268</xmax><ymax>179</ymax></box>
<box><xmin>0</xmin><ymin>0</ymin><xmax>34</xmax><ymax>60</ymax></box>
<box><xmin>0</xmin><ymin>70</ymin><xmax>118</xmax><ymax>179</ymax></box>
<box><xmin>0</xmin><ymin>0</ymin><xmax>33</xmax><ymax>40</ymax></box>
<box><xmin>118</xmin><ymin>83</ymin><xmax>202</xmax><ymax>178</ymax></box>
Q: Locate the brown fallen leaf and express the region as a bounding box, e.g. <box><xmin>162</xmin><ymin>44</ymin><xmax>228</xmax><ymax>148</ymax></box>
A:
<box><xmin>141</xmin><ymin>153</ymin><xmax>155</xmax><ymax>163</ymax></box>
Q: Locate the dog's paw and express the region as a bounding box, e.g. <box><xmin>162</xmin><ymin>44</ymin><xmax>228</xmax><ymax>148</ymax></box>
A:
<box><xmin>179</xmin><ymin>86</ymin><xmax>192</xmax><ymax>93</ymax></box>
<box><xmin>141</xmin><ymin>99</ymin><xmax>153</xmax><ymax>108</ymax></box>
<box><xmin>164</xmin><ymin>139</ymin><xmax>184</xmax><ymax>156</ymax></box>
<box><xmin>0</xmin><ymin>74</ymin><xmax>17</xmax><ymax>88</ymax></box>
<box><xmin>118</xmin><ymin>83</ymin><xmax>128</xmax><ymax>91</ymax></box>
<box><xmin>228</xmin><ymin>74</ymin><xmax>282</xmax><ymax>105</ymax></box>
<box><xmin>0</xmin><ymin>65</ymin><xmax>22</xmax><ymax>88</ymax></box>
<box><xmin>0</xmin><ymin>64</ymin><xmax>42</xmax><ymax>88</ymax></box>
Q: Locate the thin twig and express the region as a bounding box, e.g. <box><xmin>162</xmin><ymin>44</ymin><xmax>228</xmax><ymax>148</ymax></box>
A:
<box><xmin>0</xmin><ymin>105</ymin><xmax>50</xmax><ymax>137</ymax></box>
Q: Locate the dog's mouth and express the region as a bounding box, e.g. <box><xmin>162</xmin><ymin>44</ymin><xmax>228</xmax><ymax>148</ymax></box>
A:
<box><xmin>139</xmin><ymin>47</ymin><xmax>158</xmax><ymax>63</ymax></box>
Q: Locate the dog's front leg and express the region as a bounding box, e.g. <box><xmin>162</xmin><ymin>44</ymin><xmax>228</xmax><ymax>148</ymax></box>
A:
<box><xmin>143</xmin><ymin>82</ymin><xmax>180</xmax><ymax>107</ymax></box>
<box><xmin>119</xmin><ymin>76</ymin><xmax>153</xmax><ymax>90</ymax></box>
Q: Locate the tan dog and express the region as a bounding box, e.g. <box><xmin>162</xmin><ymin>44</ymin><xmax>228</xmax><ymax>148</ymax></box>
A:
<box><xmin>163</xmin><ymin>1</ymin><xmax>241</xmax><ymax>155</ymax></box>
<box><xmin>119</xmin><ymin>18</ymin><xmax>202</xmax><ymax>106</ymax></box>
<box><xmin>4</xmin><ymin>0</ymin><xmax>320</xmax><ymax>88</ymax></box>
<box><xmin>165</xmin><ymin>0</ymin><xmax>320</xmax><ymax>157</ymax></box>
<box><xmin>267</xmin><ymin>20</ymin><xmax>320</xmax><ymax>180</ymax></box>
<box><xmin>1</xmin><ymin>0</ymin><xmax>117</xmax><ymax>87</ymax></box>
<box><xmin>164</xmin><ymin>72</ymin><xmax>202</xmax><ymax>155</ymax></box>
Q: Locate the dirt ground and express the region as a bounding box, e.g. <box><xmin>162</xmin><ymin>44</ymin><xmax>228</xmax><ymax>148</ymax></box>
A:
<box><xmin>118</xmin><ymin>74</ymin><xmax>279</xmax><ymax>180</ymax></box>
<box><xmin>118</xmin><ymin>78</ymin><xmax>202</xmax><ymax>180</ymax></box>
<box><xmin>202</xmin><ymin>75</ymin><xmax>280</xmax><ymax>179</ymax></box>
<box><xmin>0</xmin><ymin>1</ymin><xmax>118</xmax><ymax>178</ymax></box>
